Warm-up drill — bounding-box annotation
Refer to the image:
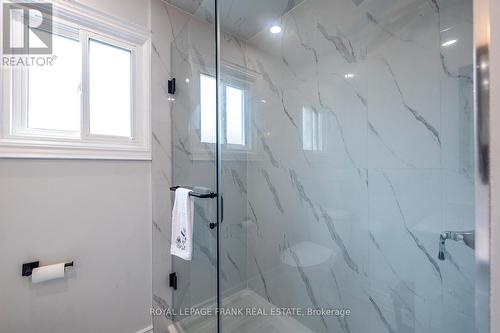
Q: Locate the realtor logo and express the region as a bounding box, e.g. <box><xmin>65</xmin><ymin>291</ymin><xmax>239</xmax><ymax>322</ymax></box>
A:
<box><xmin>3</xmin><ymin>3</ymin><xmax>52</xmax><ymax>54</ymax></box>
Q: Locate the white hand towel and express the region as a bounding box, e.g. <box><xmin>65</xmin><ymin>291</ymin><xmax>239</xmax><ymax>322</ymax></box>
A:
<box><xmin>170</xmin><ymin>188</ymin><xmax>194</xmax><ymax>260</ymax></box>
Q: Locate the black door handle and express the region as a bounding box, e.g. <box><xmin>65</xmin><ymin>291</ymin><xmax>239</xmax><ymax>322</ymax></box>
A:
<box><xmin>220</xmin><ymin>195</ymin><xmax>224</xmax><ymax>223</ymax></box>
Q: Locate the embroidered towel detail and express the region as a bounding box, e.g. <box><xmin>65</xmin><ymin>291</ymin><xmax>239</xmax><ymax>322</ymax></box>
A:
<box><xmin>170</xmin><ymin>188</ymin><xmax>194</xmax><ymax>260</ymax></box>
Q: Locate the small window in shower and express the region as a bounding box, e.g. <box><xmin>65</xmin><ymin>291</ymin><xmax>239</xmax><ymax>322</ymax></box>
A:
<box><xmin>225</xmin><ymin>85</ymin><xmax>245</xmax><ymax>146</ymax></box>
<box><xmin>200</xmin><ymin>74</ymin><xmax>246</xmax><ymax>147</ymax></box>
<box><xmin>302</xmin><ymin>107</ymin><xmax>322</xmax><ymax>151</ymax></box>
<box><xmin>200</xmin><ymin>74</ymin><xmax>217</xmax><ymax>143</ymax></box>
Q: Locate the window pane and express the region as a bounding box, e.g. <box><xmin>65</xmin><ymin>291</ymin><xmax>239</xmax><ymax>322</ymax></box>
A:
<box><xmin>28</xmin><ymin>33</ymin><xmax>81</xmax><ymax>132</ymax></box>
<box><xmin>200</xmin><ymin>74</ymin><xmax>216</xmax><ymax>143</ymax></box>
<box><xmin>10</xmin><ymin>9</ymin><xmax>23</xmax><ymax>48</ymax></box>
<box><xmin>226</xmin><ymin>85</ymin><xmax>244</xmax><ymax>145</ymax></box>
<box><xmin>89</xmin><ymin>39</ymin><xmax>132</xmax><ymax>137</ymax></box>
<box><xmin>302</xmin><ymin>107</ymin><xmax>322</xmax><ymax>151</ymax></box>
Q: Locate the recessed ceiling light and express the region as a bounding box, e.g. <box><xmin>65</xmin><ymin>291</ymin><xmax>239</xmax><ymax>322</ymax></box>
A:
<box><xmin>344</xmin><ymin>73</ymin><xmax>355</xmax><ymax>79</ymax></box>
<box><xmin>185</xmin><ymin>78</ymin><xmax>190</xmax><ymax>83</ymax></box>
<box><xmin>260</xmin><ymin>99</ymin><xmax>267</xmax><ymax>103</ymax></box>
<box><xmin>270</xmin><ymin>25</ymin><xmax>282</xmax><ymax>34</ymax></box>
<box><xmin>442</xmin><ymin>39</ymin><xmax>457</xmax><ymax>47</ymax></box>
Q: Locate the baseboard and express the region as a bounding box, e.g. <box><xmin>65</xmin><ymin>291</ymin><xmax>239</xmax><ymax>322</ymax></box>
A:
<box><xmin>135</xmin><ymin>325</ymin><xmax>153</xmax><ymax>333</ymax></box>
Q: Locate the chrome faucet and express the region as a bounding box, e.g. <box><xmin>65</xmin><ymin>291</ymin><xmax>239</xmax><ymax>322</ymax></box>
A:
<box><xmin>438</xmin><ymin>230</ymin><xmax>475</xmax><ymax>260</ymax></box>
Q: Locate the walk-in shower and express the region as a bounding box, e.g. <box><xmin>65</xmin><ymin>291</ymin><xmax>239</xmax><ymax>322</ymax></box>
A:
<box><xmin>159</xmin><ymin>0</ymin><xmax>485</xmax><ymax>332</ymax></box>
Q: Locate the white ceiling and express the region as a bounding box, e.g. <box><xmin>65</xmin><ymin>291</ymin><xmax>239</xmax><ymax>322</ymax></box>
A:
<box><xmin>165</xmin><ymin>0</ymin><xmax>306</xmax><ymax>40</ymax></box>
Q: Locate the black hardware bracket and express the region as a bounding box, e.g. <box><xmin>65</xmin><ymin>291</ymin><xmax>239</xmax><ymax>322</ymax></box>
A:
<box><xmin>220</xmin><ymin>195</ymin><xmax>224</xmax><ymax>222</ymax></box>
<box><xmin>169</xmin><ymin>272</ymin><xmax>177</xmax><ymax>290</ymax></box>
<box><xmin>22</xmin><ymin>261</ymin><xmax>40</xmax><ymax>277</ymax></box>
<box><xmin>168</xmin><ymin>78</ymin><xmax>176</xmax><ymax>94</ymax></box>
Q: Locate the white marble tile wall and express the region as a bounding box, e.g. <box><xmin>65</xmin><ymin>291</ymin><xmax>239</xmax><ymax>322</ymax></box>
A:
<box><xmin>167</xmin><ymin>2</ymin><xmax>251</xmax><ymax>324</ymax></box>
<box><xmin>159</xmin><ymin>0</ymin><xmax>475</xmax><ymax>332</ymax></box>
<box><xmin>151</xmin><ymin>1</ymin><xmax>191</xmax><ymax>332</ymax></box>
<box><xmin>240</xmin><ymin>0</ymin><xmax>475</xmax><ymax>332</ymax></box>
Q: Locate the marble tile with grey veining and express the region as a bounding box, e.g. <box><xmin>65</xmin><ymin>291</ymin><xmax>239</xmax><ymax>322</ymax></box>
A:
<box><xmin>159</xmin><ymin>1</ymin><xmax>475</xmax><ymax>333</ymax></box>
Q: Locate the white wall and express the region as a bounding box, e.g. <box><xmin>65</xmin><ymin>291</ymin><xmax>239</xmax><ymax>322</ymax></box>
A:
<box><xmin>0</xmin><ymin>1</ymin><xmax>153</xmax><ymax>333</ymax></box>
<box><xmin>0</xmin><ymin>160</ymin><xmax>152</xmax><ymax>333</ymax></box>
<box><xmin>72</xmin><ymin>0</ymin><xmax>151</xmax><ymax>29</ymax></box>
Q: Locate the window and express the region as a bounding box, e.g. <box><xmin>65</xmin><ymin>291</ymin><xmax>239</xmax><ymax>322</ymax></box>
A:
<box><xmin>89</xmin><ymin>39</ymin><xmax>132</xmax><ymax>137</ymax></box>
<box><xmin>200</xmin><ymin>74</ymin><xmax>216</xmax><ymax>144</ymax></box>
<box><xmin>302</xmin><ymin>107</ymin><xmax>322</xmax><ymax>151</ymax></box>
<box><xmin>0</xmin><ymin>3</ymin><xmax>150</xmax><ymax>159</ymax></box>
<box><xmin>28</xmin><ymin>32</ymin><xmax>81</xmax><ymax>133</ymax></box>
<box><xmin>225</xmin><ymin>85</ymin><xmax>245</xmax><ymax>145</ymax></box>
<box><xmin>200</xmin><ymin>74</ymin><xmax>246</xmax><ymax>147</ymax></box>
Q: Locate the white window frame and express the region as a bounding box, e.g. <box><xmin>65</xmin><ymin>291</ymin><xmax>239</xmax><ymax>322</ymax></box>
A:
<box><xmin>199</xmin><ymin>72</ymin><xmax>249</xmax><ymax>149</ymax></box>
<box><xmin>0</xmin><ymin>1</ymin><xmax>151</xmax><ymax>160</ymax></box>
<box><xmin>302</xmin><ymin>106</ymin><xmax>323</xmax><ymax>152</ymax></box>
<box><xmin>222</xmin><ymin>80</ymin><xmax>246</xmax><ymax>149</ymax></box>
<box><xmin>12</xmin><ymin>21</ymin><xmax>82</xmax><ymax>140</ymax></box>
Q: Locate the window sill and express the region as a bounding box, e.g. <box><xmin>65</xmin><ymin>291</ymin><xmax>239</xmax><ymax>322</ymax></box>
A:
<box><xmin>0</xmin><ymin>138</ymin><xmax>151</xmax><ymax>160</ymax></box>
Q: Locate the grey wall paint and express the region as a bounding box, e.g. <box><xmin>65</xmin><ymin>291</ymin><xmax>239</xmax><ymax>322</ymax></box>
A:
<box><xmin>0</xmin><ymin>160</ymin><xmax>152</xmax><ymax>333</ymax></box>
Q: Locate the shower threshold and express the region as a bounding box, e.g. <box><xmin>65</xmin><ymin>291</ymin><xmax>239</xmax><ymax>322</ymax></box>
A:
<box><xmin>167</xmin><ymin>289</ymin><xmax>314</xmax><ymax>333</ymax></box>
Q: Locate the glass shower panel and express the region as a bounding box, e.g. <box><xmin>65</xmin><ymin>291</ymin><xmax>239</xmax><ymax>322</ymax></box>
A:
<box><xmin>218</xmin><ymin>0</ymin><xmax>475</xmax><ymax>333</ymax></box>
<box><xmin>169</xmin><ymin>0</ymin><xmax>218</xmax><ymax>331</ymax></box>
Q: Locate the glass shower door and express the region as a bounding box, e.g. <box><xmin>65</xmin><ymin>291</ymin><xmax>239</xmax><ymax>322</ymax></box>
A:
<box><xmin>170</xmin><ymin>0</ymin><xmax>219</xmax><ymax>331</ymax></box>
<box><xmin>218</xmin><ymin>0</ymin><xmax>475</xmax><ymax>332</ymax></box>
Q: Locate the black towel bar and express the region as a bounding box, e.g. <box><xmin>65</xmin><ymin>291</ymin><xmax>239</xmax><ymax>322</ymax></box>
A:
<box><xmin>170</xmin><ymin>186</ymin><xmax>217</xmax><ymax>199</ymax></box>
